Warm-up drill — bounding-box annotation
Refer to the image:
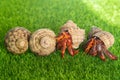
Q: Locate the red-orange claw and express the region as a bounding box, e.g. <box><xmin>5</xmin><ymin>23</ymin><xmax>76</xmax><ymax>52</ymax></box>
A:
<box><xmin>84</xmin><ymin>37</ymin><xmax>95</xmax><ymax>53</ymax></box>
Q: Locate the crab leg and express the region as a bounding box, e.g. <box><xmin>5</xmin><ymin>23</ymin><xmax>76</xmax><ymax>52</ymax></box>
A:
<box><xmin>102</xmin><ymin>46</ymin><xmax>117</xmax><ymax>60</ymax></box>
<box><xmin>61</xmin><ymin>40</ymin><xmax>67</xmax><ymax>58</ymax></box>
<box><xmin>67</xmin><ymin>38</ymin><xmax>79</xmax><ymax>56</ymax></box>
<box><xmin>97</xmin><ymin>40</ymin><xmax>118</xmax><ymax>60</ymax></box>
<box><xmin>56</xmin><ymin>40</ymin><xmax>63</xmax><ymax>50</ymax></box>
<box><xmin>88</xmin><ymin>40</ymin><xmax>97</xmax><ymax>56</ymax></box>
<box><xmin>67</xmin><ymin>46</ymin><xmax>79</xmax><ymax>56</ymax></box>
<box><xmin>67</xmin><ymin>39</ymin><xmax>75</xmax><ymax>56</ymax></box>
<box><xmin>97</xmin><ymin>41</ymin><xmax>106</xmax><ymax>61</ymax></box>
<box><xmin>85</xmin><ymin>37</ymin><xmax>96</xmax><ymax>53</ymax></box>
<box><xmin>98</xmin><ymin>51</ymin><xmax>106</xmax><ymax>61</ymax></box>
<box><xmin>105</xmin><ymin>50</ymin><xmax>117</xmax><ymax>60</ymax></box>
<box><xmin>67</xmin><ymin>46</ymin><xmax>74</xmax><ymax>56</ymax></box>
<box><xmin>73</xmin><ymin>49</ymin><xmax>79</xmax><ymax>55</ymax></box>
<box><xmin>56</xmin><ymin>33</ymin><xmax>64</xmax><ymax>41</ymax></box>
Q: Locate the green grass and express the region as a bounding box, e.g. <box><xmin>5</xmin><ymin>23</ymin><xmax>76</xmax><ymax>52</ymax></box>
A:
<box><xmin>0</xmin><ymin>0</ymin><xmax>120</xmax><ymax>80</ymax></box>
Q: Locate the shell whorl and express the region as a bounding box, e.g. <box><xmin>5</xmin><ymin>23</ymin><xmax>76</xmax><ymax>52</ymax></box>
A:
<box><xmin>29</xmin><ymin>29</ymin><xmax>56</xmax><ymax>56</ymax></box>
<box><xmin>4</xmin><ymin>27</ymin><xmax>31</xmax><ymax>54</ymax></box>
<box><xmin>89</xmin><ymin>27</ymin><xmax>114</xmax><ymax>48</ymax></box>
<box><xmin>60</xmin><ymin>20</ymin><xmax>85</xmax><ymax>49</ymax></box>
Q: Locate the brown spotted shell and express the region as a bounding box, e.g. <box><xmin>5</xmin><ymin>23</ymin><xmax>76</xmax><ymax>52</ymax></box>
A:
<box><xmin>60</xmin><ymin>20</ymin><xmax>85</xmax><ymax>49</ymax></box>
<box><xmin>4</xmin><ymin>27</ymin><xmax>31</xmax><ymax>54</ymax></box>
<box><xmin>88</xmin><ymin>27</ymin><xmax>114</xmax><ymax>48</ymax></box>
<box><xmin>29</xmin><ymin>29</ymin><xmax>56</xmax><ymax>56</ymax></box>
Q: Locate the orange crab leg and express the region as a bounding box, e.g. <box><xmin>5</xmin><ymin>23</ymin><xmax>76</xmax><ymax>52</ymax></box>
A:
<box><xmin>89</xmin><ymin>40</ymin><xmax>97</xmax><ymax>56</ymax></box>
<box><xmin>85</xmin><ymin>37</ymin><xmax>96</xmax><ymax>53</ymax></box>
<box><xmin>67</xmin><ymin>38</ymin><xmax>74</xmax><ymax>56</ymax></box>
<box><xmin>61</xmin><ymin>39</ymin><xmax>67</xmax><ymax>58</ymax></box>
<box><xmin>56</xmin><ymin>34</ymin><xmax>64</xmax><ymax>41</ymax></box>
<box><xmin>68</xmin><ymin>46</ymin><xmax>74</xmax><ymax>56</ymax></box>
<box><xmin>67</xmin><ymin>37</ymin><xmax>79</xmax><ymax>56</ymax></box>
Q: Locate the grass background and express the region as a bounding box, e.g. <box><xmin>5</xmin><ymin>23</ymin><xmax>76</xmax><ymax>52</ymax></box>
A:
<box><xmin>0</xmin><ymin>0</ymin><xmax>120</xmax><ymax>80</ymax></box>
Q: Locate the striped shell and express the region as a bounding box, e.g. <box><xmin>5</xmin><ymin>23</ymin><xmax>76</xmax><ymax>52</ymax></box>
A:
<box><xmin>29</xmin><ymin>29</ymin><xmax>56</xmax><ymax>56</ymax></box>
<box><xmin>88</xmin><ymin>27</ymin><xmax>114</xmax><ymax>49</ymax></box>
<box><xmin>4</xmin><ymin>27</ymin><xmax>31</xmax><ymax>54</ymax></box>
<box><xmin>60</xmin><ymin>20</ymin><xmax>85</xmax><ymax>49</ymax></box>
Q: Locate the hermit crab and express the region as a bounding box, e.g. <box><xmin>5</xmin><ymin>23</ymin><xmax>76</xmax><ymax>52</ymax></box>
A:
<box><xmin>56</xmin><ymin>20</ymin><xmax>85</xmax><ymax>58</ymax></box>
<box><xmin>29</xmin><ymin>29</ymin><xmax>56</xmax><ymax>56</ymax></box>
<box><xmin>4</xmin><ymin>27</ymin><xmax>31</xmax><ymax>54</ymax></box>
<box><xmin>84</xmin><ymin>27</ymin><xmax>117</xmax><ymax>61</ymax></box>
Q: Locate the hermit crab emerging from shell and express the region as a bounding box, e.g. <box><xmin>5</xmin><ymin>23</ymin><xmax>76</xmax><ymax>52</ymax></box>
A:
<box><xmin>4</xmin><ymin>27</ymin><xmax>31</xmax><ymax>54</ymax></box>
<box><xmin>29</xmin><ymin>29</ymin><xmax>56</xmax><ymax>56</ymax></box>
<box><xmin>56</xmin><ymin>20</ymin><xmax>85</xmax><ymax>58</ymax></box>
<box><xmin>56</xmin><ymin>30</ymin><xmax>79</xmax><ymax>58</ymax></box>
<box><xmin>84</xmin><ymin>27</ymin><xmax>117</xmax><ymax>61</ymax></box>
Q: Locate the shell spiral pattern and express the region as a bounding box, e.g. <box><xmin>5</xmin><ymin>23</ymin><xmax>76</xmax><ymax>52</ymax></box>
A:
<box><xmin>29</xmin><ymin>29</ymin><xmax>56</xmax><ymax>56</ymax></box>
<box><xmin>4</xmin><ymin>27</ymin><xmax>31</xmax><ymax>54</ymax></box>
<box><xmin>88</xmin><ymin>27</ymin><xmax>114</xmax><ymax>48</ymax></box>
<box><xmin>60</xmin><ymin>20</ymin><xmax>85</xmax><ymax>49</ymax></box>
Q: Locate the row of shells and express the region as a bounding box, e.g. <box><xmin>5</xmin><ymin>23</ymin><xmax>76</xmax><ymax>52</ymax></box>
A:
<box><xmin>5</xmin><ymin>28</ymin><xmax>56</xmax><ymax>56</ymax></box>
<box><xmin>4</xmin><ymin>20</ymin><xmax>114</xmax><ymax>56</ymax></box>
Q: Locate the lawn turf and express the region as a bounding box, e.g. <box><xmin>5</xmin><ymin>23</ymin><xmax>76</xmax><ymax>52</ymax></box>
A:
<box><xmin>0</xmin><ymin>0</ymin><xmax>120</xmax><ymax>80</ymax></box>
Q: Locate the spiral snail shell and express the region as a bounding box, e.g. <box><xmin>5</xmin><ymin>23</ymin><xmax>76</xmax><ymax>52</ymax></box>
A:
<box><xmin>4</xmin><ymin>27</ymin><xmax>31</xmax><ymax>54</ymax></box>
<box><xmin>60</xmin><ymin>20</ymin><xmax>85</xmax><ymax>49</ymax></box>
<box><xmin>29</xmin><ymin>29</ymin><xmax>56</xmax><ymax>56</ymax></box>
<box><xmin>88</xmin><ymin>27</ymin><xmax>114</xmax><ymax>49</ymax></box>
